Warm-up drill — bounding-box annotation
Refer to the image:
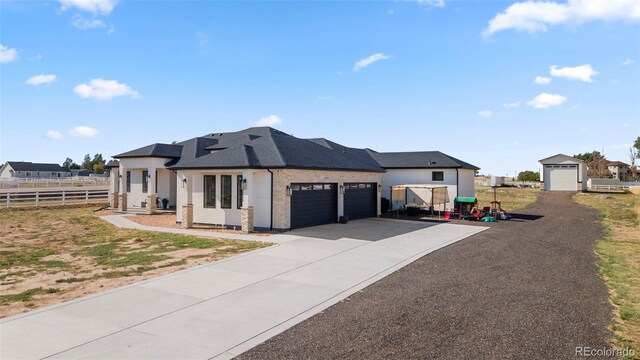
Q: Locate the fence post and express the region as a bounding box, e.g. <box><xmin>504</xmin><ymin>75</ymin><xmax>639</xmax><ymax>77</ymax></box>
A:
<box><xmin>6</xmin><ymin>193</ymin><xmax>9</xmax><ymax>208</ymax></box>
<box><xmin>35</xmin><ymin>192</ymin><xmax>39</xmax><ymax>207</ymax></box>
<box><xmin>62</xmin><ymin>191</ymin><xmax>66</xmax><ymax>205</ymax></box>
<box><xmin>85</xmin><ymin>190</ymin><xmax>89</xmax><ymax>204</ymax></box>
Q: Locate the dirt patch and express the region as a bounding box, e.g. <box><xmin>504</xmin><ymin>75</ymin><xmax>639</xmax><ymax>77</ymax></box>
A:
<box><xmin>123</xmin><ymin>213</ymin><xmax>271</xmax><ymax>235</ymax></box>
<box><xmin>0</xmin><ymin>206</ymin><xmax>271</xmax><ymax>318</ymax></box>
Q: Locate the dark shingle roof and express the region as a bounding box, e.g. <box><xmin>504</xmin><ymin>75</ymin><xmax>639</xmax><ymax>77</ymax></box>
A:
<box><xmin>114</xmin><ymin>143</ymin><xmax>183</xmax><ymax>158</ymax></box>
<box><xmin>4</xmin><ymin>162</ymin><xmax>71</xmax><ymax>172</ymax></box>
<box><xmin>105</xmin><ymin>160</ymin><xmax>120</xmax><ymax>168</ymax></box>
<box><xmin>366</xmin><ymin>150</ymin><xmax>480</xmax><ymax>170</ymax></box>
<box><xmin>111</xmin><ymin>127</ymin><xmax>478</xmax><ymax>172</ymax></box>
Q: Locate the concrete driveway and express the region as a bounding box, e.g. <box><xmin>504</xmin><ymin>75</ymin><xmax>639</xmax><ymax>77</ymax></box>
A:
<box><xmin>1</xmin><ymin>218</ymin><xmax>487</xmax><ymax>360</ymax></box>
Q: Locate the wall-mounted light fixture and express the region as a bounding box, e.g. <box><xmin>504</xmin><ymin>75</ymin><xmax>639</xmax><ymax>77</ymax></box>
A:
<box><xmin>242</xmin><ymin>178</ymin><xmax>247</xmax><ymax>190</ymax></box>
<box><xmin>286</xmin><ymin>185</ymin><xmax>292</xmax><ymax>196</ymax></box>
<box><xmin>147</xmin><ymin>173</ymin><xmax>152</xmax><ymax>179</ymax></box>
<box><xmin>118</xmin><ymin>174</ymin><xmax>122</xmax><ymax>178</ymax></box>
<box><xmin>339</xmin><ymin>185</ymin><xmax>345</xmax><ymax>194</ymax></box>
<box><xmin>378</xmin><ymin>184</ymin><xmax>382</xmax><ymax>191</ymax></box>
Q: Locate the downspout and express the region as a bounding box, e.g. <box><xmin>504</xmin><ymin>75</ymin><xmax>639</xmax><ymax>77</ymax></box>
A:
<box><xmin>456</xmin><ymin>168</ymin><xmax>459</xmax><ymax>197</ymax></box>
<box><xmin>267</xmin><ymin>169</ymin><xmax>274</xmax><ymax>231</ymax></box>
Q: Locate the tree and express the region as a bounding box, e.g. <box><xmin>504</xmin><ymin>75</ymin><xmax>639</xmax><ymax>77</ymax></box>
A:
<box><xmin>90</xmin><ymin>153</ymin><xmax>105</xmax><ymax>174</ymax></box>
<box><xmin>573</xmin><ymin>151</ymin><xmax>610</xmax><ymax>177</ymax></box>
<box><xmin>628</xmin><ymin>136</ymin><xmax>640</xmax><ymax>180</ymax></box>
<box><xmin>62</xmin><ymin>157</ymin><xmax>80</xmax><ymax>169</ymax></box>
<box><xmin>81</xmin><ymin>154</ymin><xmax>92</xmax><ymax>170</ymax></box>
<box><xmin>517</xmin><ymin>170</ymin><xmax>540</xmax><ymax>182</ymax></box>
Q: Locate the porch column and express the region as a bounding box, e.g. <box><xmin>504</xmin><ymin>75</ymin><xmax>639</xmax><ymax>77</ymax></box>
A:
<box><xmin>118</xmin><ymin>165</ymin><xmax>127</xmax><ymax>211</ymax></box>
<box><xmin>110</xmin><ymin>167</ymin><xmax>119</xmax><ymax>209</ymax></box>
<box><xmin>242</xmin><ymin>170</ymin><xmax>254</xmax><ymax>207</ymax></box>
<box><xmin>146</xmin><ymin>167</ymin><xmax>157</xmax><ymax>214</ymax></box>
<box><xmin>181</xmin><ymin>173</ymin><xmax>193</xmax><ymax>228</ymax></box>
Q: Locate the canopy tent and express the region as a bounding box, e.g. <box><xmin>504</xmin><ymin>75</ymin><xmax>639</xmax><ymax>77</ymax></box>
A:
<box><xmin>389</xmin><ymin>185</ymin><xmax>450</xmax><ymax>214</ymax></box>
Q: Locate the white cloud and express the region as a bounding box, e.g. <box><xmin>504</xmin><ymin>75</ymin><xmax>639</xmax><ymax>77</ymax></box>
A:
<box><xmin>527</xmin><ymin>92</ymin><xmax>568</xmax><ymax>109</ymax></box>
<box><xmin>73</xmin><ymin>79</ymin><xmax>140</xmax><ymax>100</ymax></box>
<box><xmin>353</xmin><ymin>53</ymin><xmax>392</xmax><ymax>72</ymax></box>
<box><xmin>72</xmin><ymin>15</ymin><xmax>106</xmax><ymax>29</ymax></box>
<box><xmin>550</xmin><ymin>64</ymin><xmax>598</xmax><ymax>82</ymax></box>
<box><xmin>503</xmin><ymin>101</ymin><xmax>521</xmax><ymax>108</ymax></box>
<box><xmin>25</xmin><ymin>74</ymin><xmax>57</xmax><ymax>86</ymax></box>
<box><xmin>59</xmin><ymin>0</ymin><xmax>118</xmax><ymax>15</ymax></box>
<box><xmin>409</xmin><ymin>0</ymin><xmax>445</xmax><ymax>8</ymax></box>
<box><xmin>70</xmin><ymin>126</ymin><xmax>99</xmax><ymax>137</ymax></box>
<box><xmin>484</xmin><ymin>0</ymin><xmax>640</xmax><ymax>36</ymax></box>
<box><xmin>0</xmin><ymin>44</ymin><xmax>18</xmax><ymax>64</ymax></box>
<box><xmin>478</xmin><ymin>110</ymin><xmax>493</xmax><ymax>118</ymax></box>
<box><xmin>623</xmin><ymin>58</ymin><xmax>635</xmax><ymax>65</ymax></box>
<box><xmin>47</xmin><ymin>130</ymin><xmax>63</xmax><ymax>139</ymax></box>
<box><xmin>534</xmin><ymin>75</ymin><xmax>552</xmax><ymax>85</ymax></box>
<box><xmin>252</xmin><ymin>115</ymin><xmax>282</xmax><ymax>127</ymax></box>
<box><xmin>28</xmin><ymin>54</ymin><xmax>43</xmax><ymax>61</ymax></box>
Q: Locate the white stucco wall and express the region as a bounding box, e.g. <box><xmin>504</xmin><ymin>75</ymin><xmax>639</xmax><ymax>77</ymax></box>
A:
<box><xmin>176</xmin><ymin>169</ymin><xmax>271</xmax><ymax>228</ymax></box>
<box><xmin>118</xmin><ymin>157</ymin><xmax>174</xmax><ymax>209</ymax></box>
<box><xmin>458</xmin><ymin>169</ymin><xmax>476</xmax><ymax>197</ymax></box>
<box><xmin>381</xmin><ymin>168</ymin><xmax>460</xmax><ymax>211</ymax></box>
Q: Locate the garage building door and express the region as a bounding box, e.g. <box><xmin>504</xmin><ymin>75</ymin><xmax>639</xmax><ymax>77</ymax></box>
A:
<box><xmin>290</xmin><ymin>183</ymin><xmax>337</xmax><ymax>229</ymax></box>
<box><xmin>545</xmin><ymin>165</ymin><xmax>577</xmax><ymax>191</ymax></box>
<box><xmin>344</xmin><ymin>183</ymin><xmax>377</xmax><ymax>220</ymax></box>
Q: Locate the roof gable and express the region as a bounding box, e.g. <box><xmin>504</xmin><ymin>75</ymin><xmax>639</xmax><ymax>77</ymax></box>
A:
<box><xmin>539</xmin><ymin>154</ymin><xmax>585</xmax><ymax>165</ymax></box>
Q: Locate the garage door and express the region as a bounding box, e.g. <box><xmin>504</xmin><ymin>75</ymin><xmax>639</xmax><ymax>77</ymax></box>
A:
<box><xmin>290</xmin><ymin>183</ymin><xmax>337</xmax><ymax>229</ymax></box>
<box><xmin>545</xmin><ymin>165</ymin><xmax>577</xmax><ymax>191</ymax></box>
<box><xmin>344</xmin><ymin>183</ymin><xmax>377</xmax><ymax>220</ymax></box>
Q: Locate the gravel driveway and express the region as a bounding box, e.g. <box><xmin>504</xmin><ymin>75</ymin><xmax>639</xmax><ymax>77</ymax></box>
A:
<box><xmin>239</xmin><ymin>191</ymin><xmax>613</xmax><ymax>359</ymax></box>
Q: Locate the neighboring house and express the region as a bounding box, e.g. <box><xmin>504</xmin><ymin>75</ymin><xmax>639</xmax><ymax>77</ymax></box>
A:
<box><xmin>0</xmin><ymin>161</ymin><xmax>72</xmax><ymax>179</ymax></box>
<box><xmin>71</xmin><ymin>169</ymin><xmax>94</xmax><ymax>177</ymax></box>
<box><xmin>606</xmin><ymin>161</ymin><xmax>630</xmax><ymax>181</ymax></box>
<box><xmin>110</xmin><ymin>127</ymin><xmax>478</xmax><ymax>231</ymax></box>
<box><xmin>539</xmin><ymin>154</ymin><xmax>588</xmax><ymax>191</ymax></box>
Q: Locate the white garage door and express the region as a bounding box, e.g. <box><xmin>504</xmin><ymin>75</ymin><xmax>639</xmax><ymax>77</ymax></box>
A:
<box><xmin>545</xmin><ymin>165</ymin><xmax>577</xmax><ymax>191</ymax></box>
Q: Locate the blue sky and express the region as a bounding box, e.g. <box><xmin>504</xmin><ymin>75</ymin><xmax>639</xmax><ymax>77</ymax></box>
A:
<box><xmin>1</xmin><ymin>0</ymin><xmax>639</xmax><ymax>176</ymax></box>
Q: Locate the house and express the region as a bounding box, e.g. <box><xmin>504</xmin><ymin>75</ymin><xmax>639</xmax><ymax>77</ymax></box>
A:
<box><xmin>71</xmin><ymin>169</ymin><xmax>94</xmax><ymax>177</ymax></box>
<box><xmin>0</xmin><ymin>161</ymin><xmax>72</xmax><ymax>179</ymax></box>
<box><xmin>606</xmin><ymin>161</ymin><xmax>630</xmax><ymax>181</ymax></box>
<box><xmin>109</xmin><ymin>127</ymin><xmax>478</xmax><ymax>231</ymax></box>
<box><xmin>539</xmin><ymin>154</ymin><xmax>588</xmax><ymax>191</ymax></box>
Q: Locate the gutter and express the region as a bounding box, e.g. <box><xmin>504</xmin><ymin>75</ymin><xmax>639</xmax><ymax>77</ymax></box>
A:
<box><xmin>267</xmin><ymin>169</ymin><xmax>274</xmax><ymax>231</ymax></box>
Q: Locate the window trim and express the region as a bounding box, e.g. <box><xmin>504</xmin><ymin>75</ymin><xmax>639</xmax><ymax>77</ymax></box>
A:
<box><xmin>432</xmin><ymin>171</ymin><xmax>444</xmax><ymax>181</ymax></box>
<box><xmin>204</xmin><ymin>175</ymin><xmax>216</xmax><ymax>208</ymax></box>
<box><xmin>221</xmin><ymin>175</ymin><xmax>232</xmax><ymax>209</ymax></box>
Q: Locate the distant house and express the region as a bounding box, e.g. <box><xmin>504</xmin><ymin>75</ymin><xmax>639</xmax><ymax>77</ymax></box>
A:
<box><xmin>606</xmin><ymin>161</ymin><xmax>630</xmax><ymax>181</ymax></box>
<box><xmin>0</xmin><ymin>161</ymin><xmax>72</xmax><ymax>179</ymax></box>
<box><xmin>71</xmin><ymin>169</ymin><xmax>94</xmax><ymax>177</ymax></box>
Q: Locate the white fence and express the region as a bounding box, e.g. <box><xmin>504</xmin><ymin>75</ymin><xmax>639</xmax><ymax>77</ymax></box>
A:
<box><xmin>0</xmin><ymin>177</ymin><xmax>109</xmax><ymax>189</ymax></box>
<box><xmin>591</xmin><ymin>184</ymin><xmax>636</xmax><ymax>191</ymax></box>
<box><xmin>0</xmin><ymin>188</ymin><xmax>109</xmax><ymax>208</ymax></box>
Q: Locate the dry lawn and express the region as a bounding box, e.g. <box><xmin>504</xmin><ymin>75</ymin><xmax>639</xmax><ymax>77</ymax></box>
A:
<box><xmin>574</xmin><ymin>191</ymin><xmax>640</xmax><ymax>357</ymax></box>
<box><xmin>0</xmin><ymin>205</ymin><xmax>270</xmax><ymax>318</ymax></box>
<box><xmin>475</xmin><ymin>186</ymin><xmax>540</xmax><ymax>212</ymax></box>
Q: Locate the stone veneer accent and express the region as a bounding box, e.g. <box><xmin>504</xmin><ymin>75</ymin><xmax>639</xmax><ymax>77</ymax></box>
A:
<box><xmin>146</xmin><ymin>194</ymin><xmax>157</xmax><ymax>214</ymax></box>
<box><xmin>241</xmin><ymin>206</ymin><xmax>254</xmax><ymax>234</ymax></box>
<box><xmin>271</xmin><ymin>169</ymin><xmax>383</xmax><ymax>230</ymax></box>
<box><xmin>111</xmin><ymin>191</ymin><xmax>119</xmax><ymax>209</ymax></box>
<box><xmin>118</xmin><ymin>193</ymin><xmax>127</xmax><ymax>211</ymax></box>
<box><xmin>182</xmin><ymin>204</ymin><xmax>193</xmax><ymax>229</ymax></box>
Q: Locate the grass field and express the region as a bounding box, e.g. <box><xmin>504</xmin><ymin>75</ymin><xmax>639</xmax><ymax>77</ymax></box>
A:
<box><xmin>475</xmin><ymin>186</ymin><xmax>541</xmax><ymax>212</ymax></box>
<box><xmin>0</xmin><ymin>206</ymin><xmax>270</xmax><ymax>317</ymax></box>
<box><xmin>574</xmin><ymin>191</ymin><xmax>640</xmax><ymax>357</ymax></box>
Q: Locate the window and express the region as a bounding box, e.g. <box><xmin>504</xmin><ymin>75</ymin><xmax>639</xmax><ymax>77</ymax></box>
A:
<box><xmin>237</xmin><ymin>175</ymin><xmax>243</xmax><ymax>209</ymax></box>
<box><xmin>142</xmin><ymin>170</ymin><xmax>149</xmax><ymax>193</ymax></box>
<box><xmin>432</xmin><ymin>171</ymin><xmax>444</xmax><ymax>181</ymax></box>
<box><xmin>126</xmin><ymin>171</ymin><xmax>131</xmax><ymax>192</ymax></box>
<box><xmin>204</xmin><ymin>175</ymin><xmax>216</xmax><ymax>208</ymax></box>
<box><xmin>221</xmin><ymin>175</ymin><xmax>232</xmax><ymax>209</ymax></box>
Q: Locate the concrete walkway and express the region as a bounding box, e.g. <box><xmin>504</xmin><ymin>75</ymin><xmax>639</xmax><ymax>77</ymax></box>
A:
<box><xmin>100</xmin><ymin>215</ymin><xmax>292</xmax><ymax>243</ymax></box>
<box><xmin>1</xmin><ymin>218</ymin><xmax>487</xmax><ymax>360</ymax></box>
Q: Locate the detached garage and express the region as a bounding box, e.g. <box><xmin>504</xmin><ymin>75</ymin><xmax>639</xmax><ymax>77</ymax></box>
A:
<box><xmin>539</xmin><ymin>154</ymin><xmax>588</xmax><ymax>192</ymax></box>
